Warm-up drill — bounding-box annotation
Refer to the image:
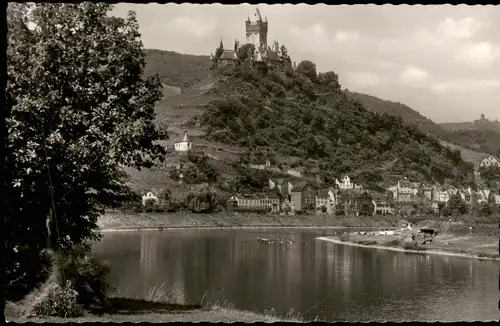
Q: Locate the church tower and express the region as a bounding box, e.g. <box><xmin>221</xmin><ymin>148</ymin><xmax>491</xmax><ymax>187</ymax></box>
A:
<box><xmin>245</xmin><ymin>8</ymin><xmax>268</xmax><ymax>50</ymax></box>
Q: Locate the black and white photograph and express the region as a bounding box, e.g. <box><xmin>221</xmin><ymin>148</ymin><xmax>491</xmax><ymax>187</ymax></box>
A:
<box><xmin>4</xmin><ymin>2</ymin><xmax>500</xmax><ymax>323</ymax></box>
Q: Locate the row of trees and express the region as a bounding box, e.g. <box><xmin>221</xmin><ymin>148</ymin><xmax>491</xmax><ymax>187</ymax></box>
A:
<box><xmin>6</xmin><ymin>2</ymin><xmax>166</xmax><ymax>308</ymax></box>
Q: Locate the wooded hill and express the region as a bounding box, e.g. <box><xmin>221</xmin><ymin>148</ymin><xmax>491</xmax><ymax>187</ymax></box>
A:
<box><xmin>143</xmin><ymin>49</ymin><xmax>499</xmax><ymax>188</ymax></box>
<box><xmin>196</xmin><ymin>63</ymin><xmax>476</xmax><ymax>188</ymax></box>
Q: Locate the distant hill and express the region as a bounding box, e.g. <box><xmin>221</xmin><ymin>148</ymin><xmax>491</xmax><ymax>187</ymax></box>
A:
<box><xmin>143</xmin><ymin>49</ymin><xmax>211</xmax><ymax>90</ymax></box>
<box><xmin>439</xmin><ymin>115</ymin><xmax>500</xmax><ymax>157</ymax></box>
<box><xmin>440</xmin><ymin>116</ymin><xmax>500</xmax><ymax>134</ymax></box>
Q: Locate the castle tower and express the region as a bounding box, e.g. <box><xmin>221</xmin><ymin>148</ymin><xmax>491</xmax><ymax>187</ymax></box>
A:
<box><xmin>245</xmin><ymin>8</ymin><xmax>268</xmax><ymax>50</ymax></box>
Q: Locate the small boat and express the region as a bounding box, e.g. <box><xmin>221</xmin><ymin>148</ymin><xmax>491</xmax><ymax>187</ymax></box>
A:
<box><xmin>256</xmin><ymin>236</ymin><xmax>272</xmax><ymax>244</ymax></box>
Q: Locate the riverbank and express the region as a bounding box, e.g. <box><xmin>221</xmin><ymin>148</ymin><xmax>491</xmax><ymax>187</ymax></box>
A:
<box><xmin>98</xmin><ymin>211</ymin><xmax>403</xmax><ymax>231</ymax></box>
<box><xmin>5</xmin><ymin>300</ymin><xmax>295</xmax><ymax>323</ymax></box>
<box><xmin>5</xmin><ymin>283</ymin><xmax>302</xmax><ymax>323</ymax></box>
<box><xmin>318</xmin><ymin>231</ymin><xmax>500</xmax><ymax>261</ymax></box>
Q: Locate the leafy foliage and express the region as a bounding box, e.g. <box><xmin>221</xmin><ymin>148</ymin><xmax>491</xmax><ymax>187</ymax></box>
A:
<box><xmin>185</xmin><ymin>186</ymin><xmax>218</xmax><ymax>213</ymax></box>
<box><xmin>296</xmin><ymin>60</ymin><xmax>317</xmax><ymax>83</ymax></box>
<box><xmin>31</xmin><ymin>280</ymin><xmax>82</xmax><ymax>318</ymax></box>
<box><xmin>478</xmin><ymin>165</ymin><xmax>500</xmax><ymax>188</ymax></box>
<box><xmin>442</xmin><ymin>192</ymin><xmax>468</xmax><ymax>217</ymax></box>
<box><xmin>57</xmin><ymin>243</ymin><xmax>113</xmax><ymax>308</ymax></box>
<box><xmin>6</xmin><ymin>3</ymin><xmax>165</xmax><ymax>297</ymax></box>
<box><xmin>198</xmin><ymin>64</ymin><xmax>475</xmax><ymax>187</ymax></box>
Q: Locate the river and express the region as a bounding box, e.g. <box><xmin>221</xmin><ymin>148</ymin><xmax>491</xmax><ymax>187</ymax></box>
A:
<box><xmin>92</xmin><ymin>228</ymin><xmax>500</xmax><ymax>322</ymax></box>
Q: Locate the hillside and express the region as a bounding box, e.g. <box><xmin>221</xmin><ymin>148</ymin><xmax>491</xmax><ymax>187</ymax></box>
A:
<box><xmin>143</xmin><ymin>49</ymin><xmax>211</xmax><ymax>90</ymax></box>
<box><xmin>136</xmin><ymin>49</ymin><xmax>484</xmax><ymax>192</ymax></box>
<box><xmin>192</xmin><ymin>65</ymin><xmax>475</xmax><ymax>188</ymax></box>
<box><xmin>346</xmin><ymin>91</ymin><xmax>445</xmax><ymax>137</ymax></box>
<box><xmin>440</xmin><ymin>129</ymin><xmax>500</xmax><ymax>157</ymax></box>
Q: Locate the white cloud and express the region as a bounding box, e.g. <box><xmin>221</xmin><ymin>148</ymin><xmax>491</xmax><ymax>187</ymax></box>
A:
<box><xmin>435</xmin><ymin>17</ymin><xmax>483</xmax><ymax>40</ymax></box>
<box><xmin>430</xmin><ymin>78</ymin><xmax>500</xmax><ymax>93</ymax></box>
<box><xmin>290</xmin><ymin>24</ymin><xmax>332</xmax><ymax>53</ymax></box>
<box><xmin>399</xmin><ymin>66</ymin><xmax>429</xmax><ymax>83</ymax></box>
<box><xmin>346</xmin><ymin>71</ymin><xmax>387</xmax><ymax>88</ymax></box>
<box><xmin>412</xmin><ymin>17</ymin><xmax>484</xmax><ymax>47</ymax></box>
<box><xmin>334</xmin><ymin>30</ymin><xmax>359</xmax><ymax>43</ymax></box>
<box><xmin>454</xmin><ymin>41</ymin><xmax>500</xmax><ymax>67</ymax></box>
<box><xmin>166</xmin><ymin>16</ymin><xmax>215</xmax><ymax>37</ymax></box>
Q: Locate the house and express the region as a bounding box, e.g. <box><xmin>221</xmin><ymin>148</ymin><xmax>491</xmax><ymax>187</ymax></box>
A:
<box><xmin>418</xmin><ymin>184</ymin><xmax>435</xmax><ymax>201</ymax></box>
<box><xmin>372</xmin><ymin>197</ymin><xmax>393</xmax><ymax>215</ymax></box>
<box><xmin>356</xmin><ymin>191</ymin><xmax>374</xmax><ymax>216</ymax></box>
<box><xmin>476</xmin><ymin>189</ymin><xmax>491</xmax><ymax>204</ymax></box>
<box><xmin>488</xmin><ymin>189</ymin><xmax>500</xmax><ymax>209</ymax></box>
<box><xmin>335</xmin><ymin>189</ymin><xmax>371</xmax><ymax>216</ymax></box>
<box><xmin>315</xmin><ymin>187</ymin><xmax>336</xmax><ymax>215</ymax></box>
<box><xmin>387</xmin><ymin>179</ymin><xmax>419</xmax><ymax>203</ymax></box>
<box><xmin>458</xmin><ymin>187</ymin><xmax>477</xmax><ymax>207</ymax></box>
<box><xmin>335</xmin><ymin>175</ymin><xmax>362</xmax><ymax>190</ymax></box>
<box><xmin>397</xmin><ymin>180</ymin><xmax>418</xmax><ymax>202</ymax></box>
<box><xmin>249</xmin><ymin>160</ymin><xmax>279</xmax><ymax>172</ymax></box>
<box><xmin>229</xmin><ymin>192</ymin><xmax>280</xmax><ymax>212</ymax></box>
<box><xmin>436</xmin><ymin>188</ymin><xmax>450</xmax><ymax>203</ymax></box>
<box><xmin>290</xmin><ymin>181</ymin><xmax>316</xmax><ymax>212</ymax></box>
<box><xmin>165</xmin><ymin>130</ymin><xmax>193</xmax><ymax>153</ymax></box>
<box><xmin>269</xmin><ymin>177</ymin><xmax>293</xmax><ymax>202</ymax></box>
<box><xmin>479</xmin><ymin>155</ymin><xmax>500</xmax><ymax>168</ymax></box>
<box><xmin>142</xmin><ymin>192</ymin><xmax>159</xmax><ymax>206</ymax></box>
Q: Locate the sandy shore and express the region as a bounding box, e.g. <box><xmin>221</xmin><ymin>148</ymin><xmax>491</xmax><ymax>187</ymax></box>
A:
<box><xmin>317</xmin><ymin>236</ymin><xmax>500</xmax><ymax>261</ymax></box>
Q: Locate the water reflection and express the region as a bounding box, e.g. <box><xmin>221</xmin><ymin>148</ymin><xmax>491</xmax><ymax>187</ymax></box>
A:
<box><xmin>93</xmin><ymin>229</ymin><xmax>500</xmax><ymax>322</ymax></box>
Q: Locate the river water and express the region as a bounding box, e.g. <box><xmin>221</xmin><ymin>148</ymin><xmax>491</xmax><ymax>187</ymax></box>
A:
<box><xmin>92</xmin><ymin>228</ymin><xmax>500</xmax><ymax>322</ymax></box>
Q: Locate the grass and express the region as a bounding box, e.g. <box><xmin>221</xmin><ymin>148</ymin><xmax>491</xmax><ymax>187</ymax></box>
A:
<box><xmin>7</xmin><ymin>278</ymin><xmax>305</xmax><ymax>323</ymax></box>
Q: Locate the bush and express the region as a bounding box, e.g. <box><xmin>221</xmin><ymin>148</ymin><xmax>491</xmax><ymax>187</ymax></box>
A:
<box><xmin>31</xmin><ymin>280</ymin><xmax>82</xmax><ymax>317</ymax></box>
<box><xmin>58</xmin><ymin>243</ymin><xmax>113</xmax><ymax>309</ymax></box>
<box><xmin>167</xmin><ymin>202</ymin><xmax>180</xmax><ymax>212</ymax></box>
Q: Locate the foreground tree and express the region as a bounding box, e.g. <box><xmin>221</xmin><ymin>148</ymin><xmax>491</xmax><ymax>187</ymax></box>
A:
<box><xmin>6</xmin><ymin>3</ymin><xmax>166</xmax><ymax>298</ymax></box>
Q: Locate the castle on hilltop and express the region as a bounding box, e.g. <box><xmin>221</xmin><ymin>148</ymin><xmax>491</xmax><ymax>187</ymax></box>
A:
<box><xmin>210</xmin><ymin>8</ymin><xmax>293</xmax><ymax>70</ymax></box>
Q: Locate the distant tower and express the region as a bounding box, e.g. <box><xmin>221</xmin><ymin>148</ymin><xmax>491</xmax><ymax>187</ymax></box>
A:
<box><xmin>245</xmin><ymin>8</ymin><xmax>268</xmax><ymax>50</ymax></box>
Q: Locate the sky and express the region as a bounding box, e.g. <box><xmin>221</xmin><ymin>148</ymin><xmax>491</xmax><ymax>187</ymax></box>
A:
<box><xmin>111</xmin><ymin>4</ymin><xmax>500</xmax><ymax>123</ymax></box>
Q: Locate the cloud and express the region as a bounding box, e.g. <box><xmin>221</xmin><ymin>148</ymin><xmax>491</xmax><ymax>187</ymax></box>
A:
<box><xmin>412</xmin><ymin>17</ymin><xmax>484</xmax><ymax>47</ymax></box>
<box><xmin>334</xmin><ymin>30</ymin><xmax>359</xmax><ymax>43</ymax></box>
<box><xmin>435</xmin><ymin>17</ymin><xmax>484</xmax><ymax>40</ymax></box>
<box><xmin>166</xmin><ymin>16</ymin><xmax>215</xmax><ymax>37</ymax></box>
<box><xmin>399</xmin><ymin>66</ymin><xmax>430</xmax><ymax>83</ymax></box>
<box><xmin>454</xmin><ymin>41</ymin><xmax>500</xmax><ymax>67</ymax></box>
<box><xmin>345</xmin><ymin>71</ymin><xmax>387</xmax><ymax>88</ymax></box>
<box><xmin>430</xmin><ymin>78</ymin><xmax>500</xmax><ymax>93</ymax></box>
<box><xmin>290</xmin><ymin>24</ymin><xmax>332</xmax><ymax>53</ymax></box>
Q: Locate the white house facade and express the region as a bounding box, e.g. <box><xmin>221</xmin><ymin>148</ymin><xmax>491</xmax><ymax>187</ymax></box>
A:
<box><xmin>479</xmin><ymin>155</ymin><xmax>500</xmax><ymax>168</ymax></box>
<box><xmin>142</xmin><ymin>192</ymin><xmax>159</xmax><ymax>206</ymax></box>
<box><xmin>174</xmin><ymin>130</ymin><xmax>193</xmax><ymax>152</ymax></box>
